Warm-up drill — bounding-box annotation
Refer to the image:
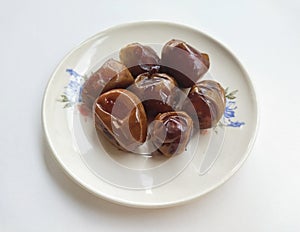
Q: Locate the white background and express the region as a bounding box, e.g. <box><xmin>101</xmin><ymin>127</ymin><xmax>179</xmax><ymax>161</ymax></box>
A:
<box><xmin>1</xmin><ymin>0</ymin><xmax>300</xmax><ymax>231</ymax></box>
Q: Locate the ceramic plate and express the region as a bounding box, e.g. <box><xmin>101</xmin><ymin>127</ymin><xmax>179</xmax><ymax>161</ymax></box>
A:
<box><xmin>42</xmin><ymin>21</ymin><xmax>258</xmax><ymax>208</ymax></box>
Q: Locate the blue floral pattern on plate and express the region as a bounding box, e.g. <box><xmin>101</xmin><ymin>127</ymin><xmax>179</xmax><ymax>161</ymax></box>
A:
<box><xmin>58</xmin><ymin>69</ymin><xmax>86</xmax><ymax>108</ymax></box>
<box><xmin>214</xmin><ymin>87</ymin><xmax>245</xmax><ymax>128</ymax></box>
<box><xmin>222</xmin><ymin>100</ymin><xmax>245</xmax><ymax>128</ymax></box>
<box><xmin>58</xmin><ymin>69</ymin><xmax>245</xmax><ymax>128</ymax></box>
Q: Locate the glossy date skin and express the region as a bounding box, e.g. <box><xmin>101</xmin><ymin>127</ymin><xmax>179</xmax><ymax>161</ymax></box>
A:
<box><xmin>129</xmin><ymin>72</ymin><xmax>182</xmax><ymax>121</ymax></box>
<box><xmin>119</xmin><ymin>43</ymin><xmax>160</xmax><ymax>77</ymax></box>
<box><xmin>150</xmin><ymin>111</ymin><xmax>193</xmax><ymax>157</ymax></box>
<box><xmin>182</xmin><ymin>80</ymin><xmax>226</xmax><ymax>129</ymax></box>
<box><xmin>94</xmin><ymin>89</ymin><xmax>147</xmax><ymax>152</ymax></box>
<box><xmin>160</xmin><ymin>39</ymin><xmax>210</xmax><ymax>88</ymax></box>
<box><xmin>88</xmin><ymin>40</ymin><xmax>225</xmax><ymax>157</ymax></box>
<box><xmin>81</xmin><ymin>59</ymin><xmax>134</xmax><ymax>112</ymax></box>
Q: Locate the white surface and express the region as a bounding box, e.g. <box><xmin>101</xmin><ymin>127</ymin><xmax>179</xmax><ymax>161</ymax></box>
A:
<box><xmin>0</xmin><ymin>0</ymin><xmax>299</xmax><ymax>230</ymax></box>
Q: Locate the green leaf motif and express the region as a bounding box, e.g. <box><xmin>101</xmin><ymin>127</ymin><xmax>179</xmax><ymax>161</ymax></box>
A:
<box><xmin>225</xmin><ymin>88</ymin><xmax>238</xmax><ymax>100</ymax></box>
<box><xmin>57</xmin><ymin>95</ymin><xmax>69</xmax><ymax>103</ymax></box>
<box><xmin>63</xmin><ymin>103</ymin><xmax>72</xmax><ymax>108</ymax></box>
<box><xmin>57</xmin><ymin>95</ymin><xmax>73</xmax><ymax>108</ymax></box>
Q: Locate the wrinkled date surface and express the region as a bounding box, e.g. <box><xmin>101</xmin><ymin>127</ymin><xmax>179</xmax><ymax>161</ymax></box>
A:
<box><xmin>94</xmin><ymin>89</ymin><xmax>147</xmax><ymax>152</ymax></box>
<box><xmin>119</xmin><ymin>43</ymin><xmax>160</xmax><ymax>77</ymax></box>
<box><xmin>129</xmin><ymin>72</ymin><xmax>182</xmax><ymax>121</ymax></box>
<box><xmin>160</xmin><ymin>39</ymin><xmax>210</xmax><ymax>88</ymax></box>
<box><xmin>81</xmin><ymin>59</ymin><xmax>134</xmax><ymax>111</ymax></box>
<box><xmin>150</xmin><ymin>111</ymin><xmax>193</xmax><ymax>157</ymax></box>
<box><xmin>182</xmin><ymin>80</ymin><xmax>226</xmax><ymax>129</ymax></box>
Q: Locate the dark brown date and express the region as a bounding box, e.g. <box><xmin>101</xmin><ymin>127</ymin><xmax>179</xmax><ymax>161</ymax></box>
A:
<box><xmin>150</xmin><ymin>111</ymin><xmax>193</xmax><ymax>157</ymax></box>
<box><xmin>160</xmin><ymin>39</ymin><xmax>210</xmax><ymax>88</ymax></box>
<box><xmin>129</xmin><ymin>72</ymin><xmax>182</xmax><ymax>121</ymax></box>
<box><xmin>119</xmin><ymin>43</ymin><xmax>160</xmax><ymax>77</ymax></box>
<box><xmin>94</xmin><ymin>89</ymin><xmax>147</xmax><ymax>152</ymax></box>
<box><xmin>182</xmin><ymin>80</ymin><xmax>226</xmax><ymax>129</ymax></box>
<box><xmin>81</xmin><ymin>59</ymin><xmax>134</xmax><ymax>112</ymax></box>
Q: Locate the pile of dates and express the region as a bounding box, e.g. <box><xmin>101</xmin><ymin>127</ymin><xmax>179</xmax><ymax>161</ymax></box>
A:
<box><xmin>81</xmin><ymin>39</ymin><xmax>226</xmax><ymax>157</ymax></box>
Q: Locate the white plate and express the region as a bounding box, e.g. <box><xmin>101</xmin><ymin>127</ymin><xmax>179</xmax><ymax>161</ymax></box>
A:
<box><xmin>42</xmin><ymin>21</ymin><xmax>258</xmax><ymax>208</ymax></box>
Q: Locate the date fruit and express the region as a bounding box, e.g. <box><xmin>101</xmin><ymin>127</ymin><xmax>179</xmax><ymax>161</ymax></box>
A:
<box><xmin>160</xmin><ymin>39</ymin><xmax>210</xmax><ymax>88</ymax></box>
<box><xmin>182</xmin><ymin>80</ymin><xmax>226</xmax><ymax>129</ymax></box>
<box><xmin>94</xmin><ymin>89</ymin><xmax>147</xmax><ymax>152</ymax></box>
<box><xmin>150</xmin><ymin>111</ymin><xmax>193</xmax><ymax>157</ymax></box>
<box><xmin>119</xmin><ymin>43</ymin><xmax>160</xmax><ymax>77</ymax></box>
<box><xmin>81</xmin><ymin>59</ymin><xmax>134</xmax><ymax>111</ymax></box>
<box><xmin>129</xmin><ymin>72</ymin><xmax>181</xmax><ymax>120</ymax></box>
